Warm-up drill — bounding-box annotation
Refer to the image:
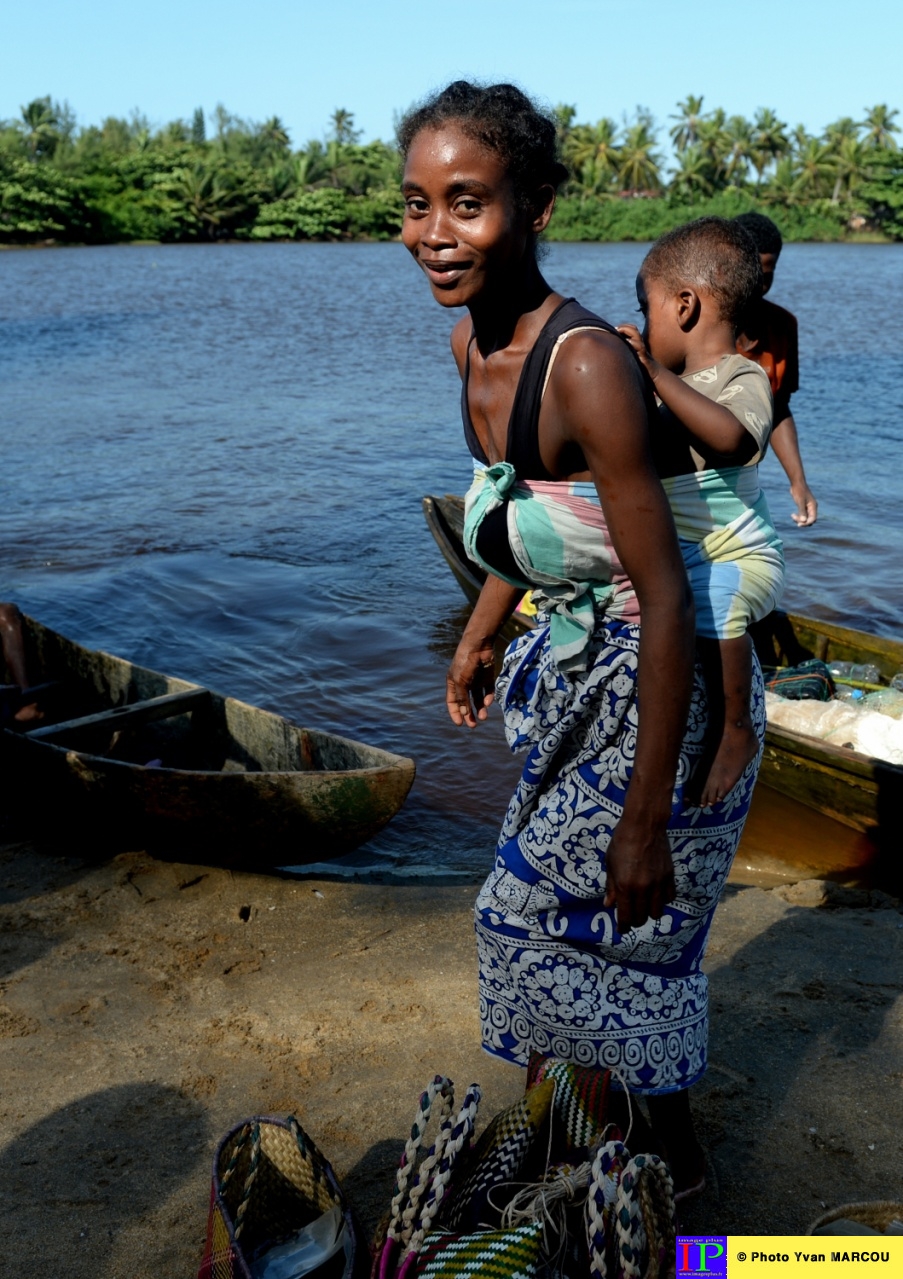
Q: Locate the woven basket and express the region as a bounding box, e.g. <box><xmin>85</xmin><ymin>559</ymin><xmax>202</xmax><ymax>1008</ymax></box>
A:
<box><xmin>808</xmin><ymin>1201</ymin><xmax>903</xmax><ymax>1235</ymax></box>
<box><xmin>198</xmin><ymin>1114</ymin><xmax>366</xmax><ymax>1279</ymax></box>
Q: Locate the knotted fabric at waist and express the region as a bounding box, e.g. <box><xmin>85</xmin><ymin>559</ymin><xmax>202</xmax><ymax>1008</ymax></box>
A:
<box><xmin>463</xmin><ymin>461</ymin><xmax>639</xmax><ymax>674</ymax></box>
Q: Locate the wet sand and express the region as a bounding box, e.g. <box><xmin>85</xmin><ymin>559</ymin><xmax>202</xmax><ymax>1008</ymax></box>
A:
<box><xmin>2</xmin><ymin>832</ymin><xmax>901</xmax><ymax>1276</ymax></box>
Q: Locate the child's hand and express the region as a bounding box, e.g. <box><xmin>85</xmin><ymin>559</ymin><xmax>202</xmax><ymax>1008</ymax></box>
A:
<box><xmin>616</xmin><ymin>323</ymin><xmax>658</xmax><ymax>378</ymax></box>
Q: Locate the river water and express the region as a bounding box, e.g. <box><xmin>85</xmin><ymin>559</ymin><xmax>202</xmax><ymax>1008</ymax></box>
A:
<box><xmin>3</xmin><ymin>241</ymin><xmax>902</xmax><ymax>878</ymax></box>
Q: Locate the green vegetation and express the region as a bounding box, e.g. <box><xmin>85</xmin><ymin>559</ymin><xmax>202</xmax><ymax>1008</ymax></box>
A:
<box><xmin>1</xmin><ymin>96</ymin><xmax>900</xmax><ymax>245</ymax></box>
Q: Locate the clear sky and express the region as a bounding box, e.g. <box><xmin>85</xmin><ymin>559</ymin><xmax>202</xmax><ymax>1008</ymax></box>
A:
<box><xmin>2</xmin><ymin>0</ymin><xmax>900</xmax><ymax>150</ymax></box>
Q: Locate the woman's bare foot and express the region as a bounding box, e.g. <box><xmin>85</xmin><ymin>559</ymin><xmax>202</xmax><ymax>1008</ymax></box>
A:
<box><xmin>698</xmin><ymin>719</ymin><xmax>759</xmax><ymax>807</ymax></box>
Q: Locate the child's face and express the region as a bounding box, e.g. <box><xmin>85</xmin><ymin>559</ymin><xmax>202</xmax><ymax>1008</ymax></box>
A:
<box><xmin>636</xmin><ymin>272</ymin><xmax>687</xmax><ymax>371</ymax></box>
<box><xmin>759</xmin><ymin>252</ymin><xmax>778</xmax><ymax>296</ymax></box>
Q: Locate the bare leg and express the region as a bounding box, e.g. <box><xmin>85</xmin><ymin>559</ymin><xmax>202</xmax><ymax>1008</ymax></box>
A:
<box><xmin>696</xmin><ymin>634</ymin><xmax>758</xmax><ymax>808</ymax></box>
<box><xmin>647</xmin><ymin>1089</ymin><xmax>705</xmax><ymax>1199</ymax></box>
<box><xmin>0</xmin><ymin>603</ymin><xmax>41</xmax><ymax>723</ymax></box>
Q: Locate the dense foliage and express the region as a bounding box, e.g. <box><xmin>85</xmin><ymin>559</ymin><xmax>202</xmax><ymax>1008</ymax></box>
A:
<box><xmin>1</xmin><ymin>96</ymin><xmax>900</xmax><ymax>245</ymax></box>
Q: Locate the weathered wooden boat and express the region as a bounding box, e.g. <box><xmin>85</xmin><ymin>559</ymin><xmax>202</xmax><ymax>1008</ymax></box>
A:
<box><xmin>1</xmin><ymin>615</ymin><xmax>415</xmax><ymax>863</ymax></box>
<box><xmin>423</xmin><ymin>493</ymin><xmax>903</xmax><ymax>853</ymax></box>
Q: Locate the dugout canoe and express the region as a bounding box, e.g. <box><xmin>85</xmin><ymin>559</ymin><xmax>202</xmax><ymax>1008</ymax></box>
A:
<box><xmin>422</xmin><ymin>493</ymin><xmax>903</xmax><ymax>847</ymax></box>
<box><xmin>1</xmin><ymin>615</ymin><xmax>415</xmax><ymax>864</ymax></box>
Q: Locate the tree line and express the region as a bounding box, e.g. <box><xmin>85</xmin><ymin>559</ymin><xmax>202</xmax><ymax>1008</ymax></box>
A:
<box><xmin>1</xmin><ymin>96</ymin><xmax>901</xmax><ymax>245</ymax></box>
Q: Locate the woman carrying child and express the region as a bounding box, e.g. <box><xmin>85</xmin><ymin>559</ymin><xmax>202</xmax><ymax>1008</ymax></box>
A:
<box><xmin>399</xmin><ymin>82</ymin><xmax>765</xmax><ymax>1195</ymax></box>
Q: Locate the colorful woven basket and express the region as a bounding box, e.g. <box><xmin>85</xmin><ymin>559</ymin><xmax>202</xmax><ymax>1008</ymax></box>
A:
<box><xmin>198</xmin><ymin>1114</ymin><xmax>366</xmax><ymax>1279</ymax></box>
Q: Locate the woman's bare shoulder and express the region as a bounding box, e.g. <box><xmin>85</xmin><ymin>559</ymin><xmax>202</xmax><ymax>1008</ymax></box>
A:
<box><xmin>550</xmin><ymin>326</ymin><xmax>644</xmax><ymax>399</ymax></box>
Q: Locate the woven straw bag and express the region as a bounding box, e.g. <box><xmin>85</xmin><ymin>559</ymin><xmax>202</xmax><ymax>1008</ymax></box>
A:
<box><xmin>198</xmin><ymin>1114</ymin><xmax>367</xmax><ymax>1279</ymax></box>
<box><xmin>371</xmin><ymin>1067</ymin><xmax>675</xmax><ymax>1279</ymax></box>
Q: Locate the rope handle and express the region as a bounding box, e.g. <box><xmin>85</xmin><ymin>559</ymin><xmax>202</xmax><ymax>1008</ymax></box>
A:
<box><xmin>405</xmin><ymin>1082</ymin><xmax>481</xmax><ymax>1255</ymax></box>
<box><xmin>386</xmin><ymin>1076</ymin><xmax>481</xmax><ymax>1258</ymax></box>
<box><xmin>586</xmin><ymin>1142</ymin><xmax>675</xmax><ymax>1279</ymax></box>
<box><xmin>225</xmin><ymin>1123</ymin><xmax>262</xmax><ymax>1241</ymax></box>
<box><xmin>387</xmin><ymin>1076</ymin><xmax>454</xmax><ymax>1242</ymax></box>
<box><xmin>219</xmin><ymin>1115</ymin><xmax>333</xmax><ymax>1242</ymax></box>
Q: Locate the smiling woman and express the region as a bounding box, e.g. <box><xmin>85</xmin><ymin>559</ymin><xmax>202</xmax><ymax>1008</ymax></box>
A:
<box><xmin>396</xmin><ymin>80</ymin><xmax>772</xmax><ymax>1197</ymax></box>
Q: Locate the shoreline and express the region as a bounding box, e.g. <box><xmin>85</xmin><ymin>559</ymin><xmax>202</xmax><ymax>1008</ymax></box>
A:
<box><xmin>1</xmin><ymin>231</ymin><xmax>896</xmax><ymax>251</ymax></box>
<box><xmin>2</xmin><ymin>833</ymin><xmax>901</xmax><ymax>1274</ymax></box>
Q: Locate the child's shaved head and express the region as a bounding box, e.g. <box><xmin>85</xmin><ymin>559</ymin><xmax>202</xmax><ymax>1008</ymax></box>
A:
<box><xmin>641</xmin><ymin>217</ymin><xmax>763</xmax><ymax>328</ymax></box>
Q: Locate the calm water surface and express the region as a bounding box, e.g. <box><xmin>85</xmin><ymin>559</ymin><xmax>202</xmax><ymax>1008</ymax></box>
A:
<box><xmin>3</xmin><ymin>241</ymin><xmax>902</xmax><ymax>875</ymax></box>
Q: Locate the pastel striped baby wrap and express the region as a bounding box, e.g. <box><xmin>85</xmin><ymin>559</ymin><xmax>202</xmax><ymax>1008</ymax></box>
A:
<box><xmin>664</xmin><ymin>465</ymin><xmax>785</xmax><ymax>640</ymax></box>
<box><xmin>463</xmin><ymin>461</ymin><xmax>639</xmax><ymax>674</ymax></box>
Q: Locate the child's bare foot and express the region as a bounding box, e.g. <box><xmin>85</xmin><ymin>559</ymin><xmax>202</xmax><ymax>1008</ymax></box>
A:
<box><xmin>698</xmin><ymin>720</ymin><xmax>759</xmax><ymax>807</ymax></box>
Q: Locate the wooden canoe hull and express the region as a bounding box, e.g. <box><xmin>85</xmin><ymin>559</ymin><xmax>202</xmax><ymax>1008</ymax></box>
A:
<box><xmin>2</xmin><ymin>617</ymin><xmax>415</xmax><ymax>864</ymax></box>
<box><xmin>423</xmin><ymin>493</ymin><xmax>903</xmax><ymax>846</ymax></box>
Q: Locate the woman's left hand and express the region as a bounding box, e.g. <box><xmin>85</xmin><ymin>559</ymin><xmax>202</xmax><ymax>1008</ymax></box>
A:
<box><xmin>447</xmin><ymin>638</ymin><xmax>496</xmax><ymax>727</ymax></box>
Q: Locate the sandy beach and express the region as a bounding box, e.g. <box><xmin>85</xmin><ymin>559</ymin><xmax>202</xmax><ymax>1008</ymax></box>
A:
<box><xmin>1</xmin><ymin>828</ymin><xmax>901</xmax><ymax>1276</ymax></box>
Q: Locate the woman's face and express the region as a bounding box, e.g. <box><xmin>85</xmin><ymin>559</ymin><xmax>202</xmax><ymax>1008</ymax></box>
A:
<box><xmin>402</xmin><ymin>123</ymin><xmax>530</xmax><ymax>308</ymax></box>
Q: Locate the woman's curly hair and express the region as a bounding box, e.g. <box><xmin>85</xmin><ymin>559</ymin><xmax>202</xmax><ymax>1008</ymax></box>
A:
<box><xmin>397</xmin><ymin>80</ymin><xmax>568</xmax><ymax>209</ymax></box>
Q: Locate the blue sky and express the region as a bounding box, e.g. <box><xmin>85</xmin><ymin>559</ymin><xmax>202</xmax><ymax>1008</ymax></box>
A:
<box><xmin>2</xmin><ymin>0</ymin><xmax>900</xmax><ymax>152</ymax></box>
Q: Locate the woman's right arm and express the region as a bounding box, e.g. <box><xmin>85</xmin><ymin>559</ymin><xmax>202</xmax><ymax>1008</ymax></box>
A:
<box><xmin>447</xmin><ymin>574</ymin><xmax>523</xmax><ymax>727</ymax></box>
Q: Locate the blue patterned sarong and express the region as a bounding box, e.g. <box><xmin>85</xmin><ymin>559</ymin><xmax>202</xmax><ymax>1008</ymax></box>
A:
<box><xmin>476</xmin><ymin>615</ymin><xmax>765</xmax><ymax>1095</ymax></box>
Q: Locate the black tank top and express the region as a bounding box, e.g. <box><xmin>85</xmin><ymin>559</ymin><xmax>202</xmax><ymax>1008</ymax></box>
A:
<box><xmin>462</xmin><ymin>298</ymin><xmax>621</xmax><ymax>578</ymax></box>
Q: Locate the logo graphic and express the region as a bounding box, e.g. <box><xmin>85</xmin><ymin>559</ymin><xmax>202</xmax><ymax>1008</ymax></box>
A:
<box><xmin>676</xmin><ymin>1236</ymin><xmax>728</xmax><ymax>1278</ymax></box>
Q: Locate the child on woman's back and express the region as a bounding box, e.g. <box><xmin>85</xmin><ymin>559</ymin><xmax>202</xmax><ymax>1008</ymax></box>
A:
<box><xmin>618</xmin><ymin>217</ymin><xmax>784</xmax><ymax>806</ymax></box>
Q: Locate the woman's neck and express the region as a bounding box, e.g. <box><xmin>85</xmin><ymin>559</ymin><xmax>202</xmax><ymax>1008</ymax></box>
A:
<box><xmin>468</xmin><ymin>260</ymin><xmax>555</xmax><ymax>358</ymax></box>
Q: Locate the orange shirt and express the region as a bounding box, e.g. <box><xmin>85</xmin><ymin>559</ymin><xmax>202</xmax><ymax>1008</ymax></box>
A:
<box><xmin>736</xmin><ymin>298</ymin><xmax>799</xmax><ymax>421</ymax></box>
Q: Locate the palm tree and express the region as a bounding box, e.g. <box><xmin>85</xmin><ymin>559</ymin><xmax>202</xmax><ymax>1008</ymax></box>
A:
<box><xmin>670</xmin><ymin>145</ymin><xmax>715</xmax><ymax>199</ymax></box>
<box><xmin>830</xmin><ymin>136</ymin><xmax>870</xmax><ymax>203</ymax></box>
<box><xmin>163</xmin><ymin>164</ymin><xmax>250</xmax><ymax>238</ymax></box>
<box><xmin>20</xmin><ymin>97</ymin><xmax>60</xmax><ymax>161</ymax></box>
<box><xmin>722</xmin><ymin>115</ymin><xmax>753</xmax><ymax>185</ymax></box>
<box><xmin>330</xmin><ymin>108</ymin><xmax>360</xmax><ymax>145</ymax></box>
<box><xmin>792</xmin><ymin>138</ymin><xmax>836</xmax><ymax>199</ymax></box>
<box><xmin>862</xmin><ymin>104</ymin><xmax>899</xmax><ymax>151</ymax></box>
<box><xmin>694</xmin><ymin>109</ymin><xmax>731</xmax><ymax>188</ymax></box>
<box><xmin>823</xmin><ymin>116</ymin><xmax>861</xmax><ymax>149</ymax></box>
<box><xmin>565</xmin><ymin>118</ymin><xmax>621</xmax><ymax>195</ymax></box>
<box><xmin>669</xmin><ymin>95</ymin><xmax>706</xmax><ymax>153</ymax></box>
<box><xmin>761</xmin><ymin>157</ymin><xmax>804</xmax><ymax>208</ymax></box>
<box><xmin>750</xmin><ymin>107</ymin><xmax>789</xmax><ymax>187</ymax></box>
<box><xmin>552</xmin><ymin>104</ymin><xmax>576</xmax><ymax>151</ymax></box>
<box><xmin>257</xmin><ymin>116</ymin><xmax>290</xmax><ymax>153</ymax></box>
<box><xmin>617</xmin><ymin>122</ymin><xmax>663</xmax><ymax>194</ymax></box>
<box><xmin>790</xmin><ymin>124</ymin><xmax>814</xmax><ymax>154</ymax></box>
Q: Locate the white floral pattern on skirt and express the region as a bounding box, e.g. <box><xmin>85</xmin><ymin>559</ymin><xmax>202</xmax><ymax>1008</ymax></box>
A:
<box><xmin>476</xmin><ymin>617</ymin><xmax>764</xmax><ymax>1094</ymax></box>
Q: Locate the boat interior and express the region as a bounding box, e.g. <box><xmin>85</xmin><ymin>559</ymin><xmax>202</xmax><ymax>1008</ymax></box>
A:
<box><xmin>1</xmin><ymin>619</ymin><xmax>337</xmax><ymax>774</ymax></box>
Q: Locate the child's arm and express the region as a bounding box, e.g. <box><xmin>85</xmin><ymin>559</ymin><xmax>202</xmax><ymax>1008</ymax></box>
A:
<box><xmin>770</xmin><ymin>410</ymin><xmax>818</xmax><ymax>526</ymax></box>
<box><xmin>617</xmin><ymin>324</ymin><xmax>758</xmax><ymax>463</ymax></box>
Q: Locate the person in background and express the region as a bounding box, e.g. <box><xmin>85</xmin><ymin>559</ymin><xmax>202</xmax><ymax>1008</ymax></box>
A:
<box><xmin>0</xmin><ymin>602</ymin><xmax>41</xmax><ymax>723</ymax></box>
<box><xmin>732</xmin><ymin>211</ymin><xmax>818</xmax><ymax>527</ymax></box>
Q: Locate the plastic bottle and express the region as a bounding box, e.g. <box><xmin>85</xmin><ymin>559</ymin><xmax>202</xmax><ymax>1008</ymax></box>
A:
<box><xmin>829</xmin><ymin>661</ymin><xmax>883</xmax><ymax>685</ymax></box>
<box><xmin>862</xmin><ymin>688</ymin><xmax>903</xmax><ymax>720</ymax></box>
<box><xmin>834</xmin><ymin>686</ymin><xmax>866</xmax><ymax>705</ymax></box>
